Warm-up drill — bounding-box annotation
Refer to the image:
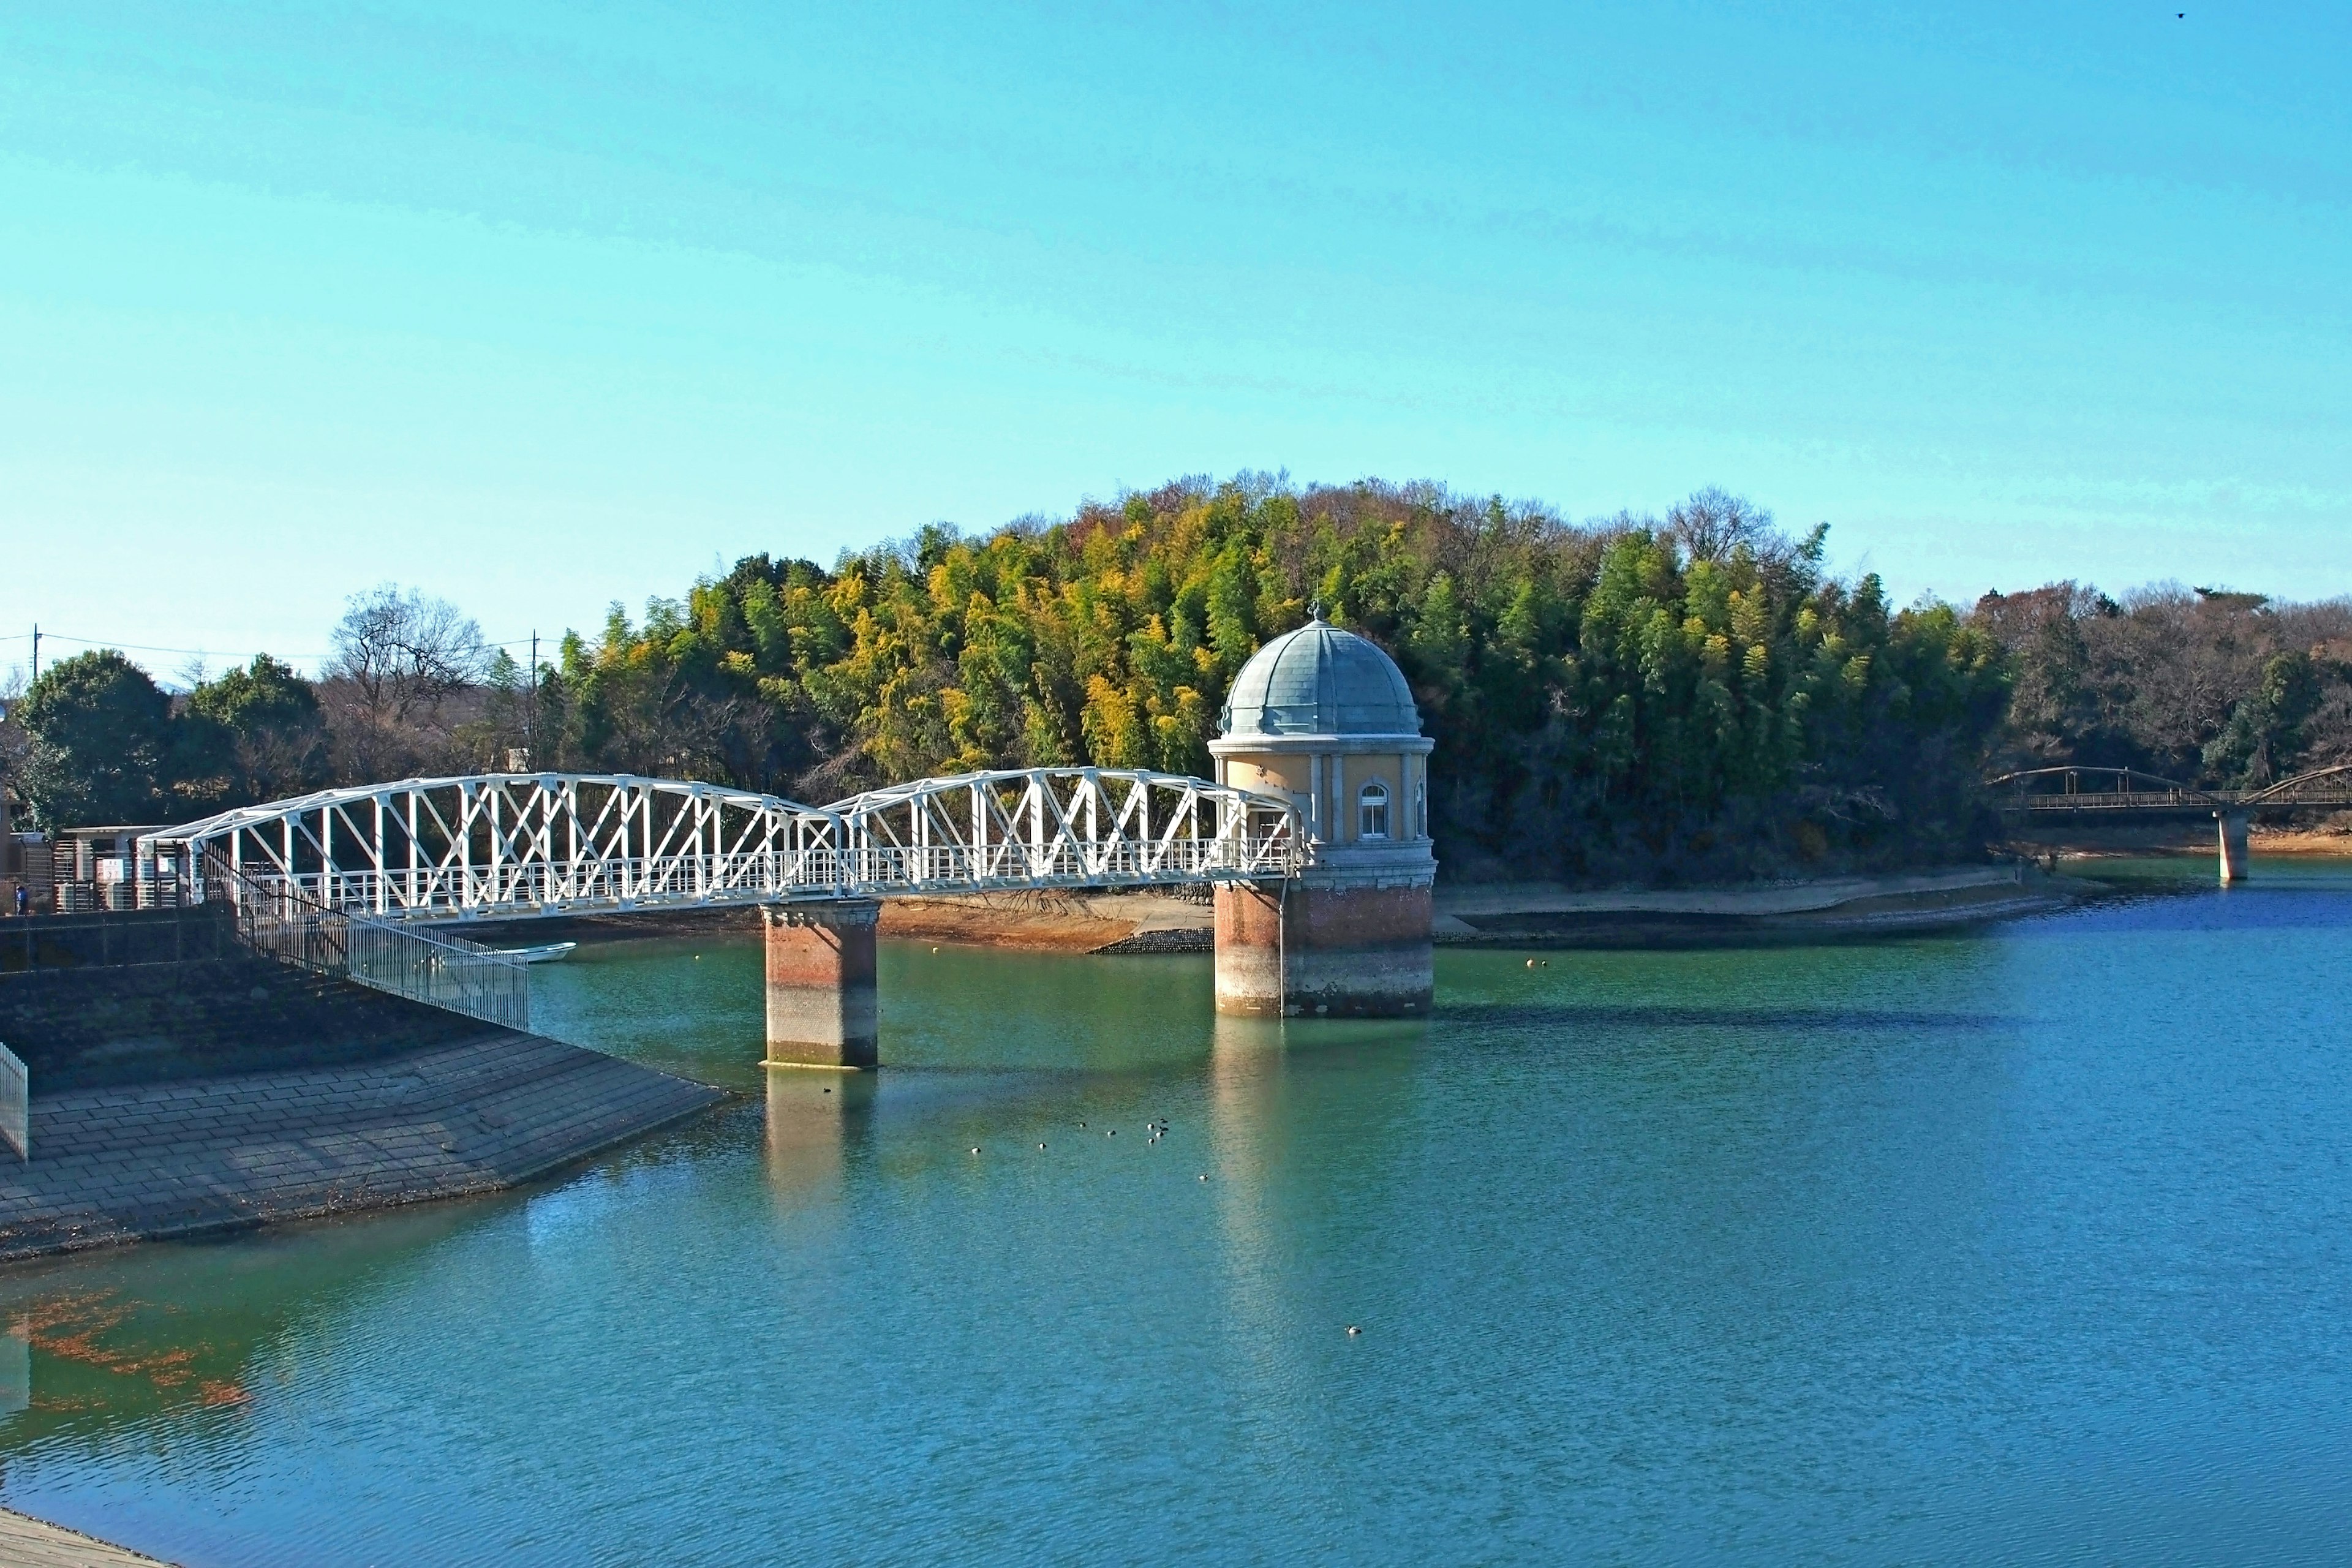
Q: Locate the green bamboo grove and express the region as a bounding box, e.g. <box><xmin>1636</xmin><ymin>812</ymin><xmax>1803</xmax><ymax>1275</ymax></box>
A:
<box><xmin>531</xmin><ymin>478</ymin><xmax>2010</xmax><ymax>881</ymax></box>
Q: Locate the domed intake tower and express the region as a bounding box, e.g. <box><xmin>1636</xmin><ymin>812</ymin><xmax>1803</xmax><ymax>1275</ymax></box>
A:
<box><xmin>1209</xmin><ymin>612</ymin><xmax>1436</xmax><ymax>1017</ymax></box>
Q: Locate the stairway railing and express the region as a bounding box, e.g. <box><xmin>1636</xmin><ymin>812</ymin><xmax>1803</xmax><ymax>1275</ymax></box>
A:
<box><xmin>205</xmin><ymin>850</ymin><xmax>528</xmax><ymax>1031</ymax></box>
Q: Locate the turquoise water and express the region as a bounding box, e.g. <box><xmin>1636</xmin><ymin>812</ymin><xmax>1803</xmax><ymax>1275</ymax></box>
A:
<box><xmin>1</xmin><ymin>859</ymin><xmax>2350</xmax><ymax>1564</ymax></box>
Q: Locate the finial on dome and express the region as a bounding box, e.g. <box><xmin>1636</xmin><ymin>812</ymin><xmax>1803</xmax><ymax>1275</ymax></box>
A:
<box><xmin>1308</xmin><ymin>601</ymin><xmax>1326</xmax><ymax>623</ymax></box>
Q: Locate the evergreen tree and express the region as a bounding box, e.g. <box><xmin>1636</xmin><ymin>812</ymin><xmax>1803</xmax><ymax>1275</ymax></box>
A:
<box><xmin>18</xmin><ymin>650</ymin><xmax>175</xmax><ymax>827</ymax></box>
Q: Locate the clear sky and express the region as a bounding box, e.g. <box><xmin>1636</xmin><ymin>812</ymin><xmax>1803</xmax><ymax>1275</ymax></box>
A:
<box><xmin>2</xmin><ymin>2</ymin><xmax>2346</xmax><ymax>681</ymax></box>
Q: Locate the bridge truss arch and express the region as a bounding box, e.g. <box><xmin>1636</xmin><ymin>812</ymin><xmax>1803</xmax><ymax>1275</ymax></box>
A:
<box><xmin>827</xmin><ymin>767</ymin><xmax>1300</xmax><ymax>894</ymax></box>
<box><xmin>1988</xmin><ymin>761</ymin><xmax>2352</xmax><ymax>814</ymax></box>
<box><xmin>2238</xmin><ymin>761</ymin><xmax>2352</xmax><ymax>809</ymax></box>
<box><xmin>1986</xmin><ymin>766</ymin><xmax>2220</xmax><ymax>812</ymax></box>
<box><xmin>141</xmin><ymin>768</ymin><xmax>1302</xmax><ymax>922</ymax></box>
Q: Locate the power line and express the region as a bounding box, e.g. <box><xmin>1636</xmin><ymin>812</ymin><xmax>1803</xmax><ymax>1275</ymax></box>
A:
<box><xmin>1</xmin><ymin>630</ymin><xmax>547</xmax><ymax>662</ymax></box>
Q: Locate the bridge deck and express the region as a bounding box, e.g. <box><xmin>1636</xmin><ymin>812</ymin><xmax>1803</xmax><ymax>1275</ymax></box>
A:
<box><xmin>2003</xmin><ymin>790</ymin><xmax>2352</xmax><ymax>813</ymax></box>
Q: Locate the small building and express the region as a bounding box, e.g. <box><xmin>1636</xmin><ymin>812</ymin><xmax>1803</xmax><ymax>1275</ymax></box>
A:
<box><xmin>46</xmin><ymin>826</ymin><xmax>176</xmax><ymax>913</ymax></box>
<box><xmin>1207</xmin><ymin>612</ymin><xmax>1436</xmax><ymax>1017</ymax></box>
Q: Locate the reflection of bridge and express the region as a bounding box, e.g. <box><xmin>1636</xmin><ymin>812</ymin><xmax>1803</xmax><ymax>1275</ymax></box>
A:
<box><xmin>1989</xmin><ymin>762</ymin><xmax>2352</xmax><ymax>884</ymax></box>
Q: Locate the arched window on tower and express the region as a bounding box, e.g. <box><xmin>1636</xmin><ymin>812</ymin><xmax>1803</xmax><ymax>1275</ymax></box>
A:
<box><xmin>1358</xmin><ymin>780</ymin><xmax>1390</xmax><ymax>841</ymax></box>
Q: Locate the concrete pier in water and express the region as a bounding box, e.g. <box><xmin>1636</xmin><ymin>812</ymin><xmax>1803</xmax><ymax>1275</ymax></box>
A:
<box><xmin>2215</xmin><ymin>810</ymin><xmax>2252</xmax><ymax>884</ymax></box>
<box><xmin>763</xmin><ymin>899</ymin><xmax>881</xmax><ymax>1069</ymax></box>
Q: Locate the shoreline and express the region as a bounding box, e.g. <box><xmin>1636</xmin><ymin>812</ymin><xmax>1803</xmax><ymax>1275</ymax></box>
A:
<box><xmin>0</xmin><ymin>1033</ymin><xmax>725</xmax><ymax>1267</ymax></box>
<box><xmin>0</xmin><ymin>923</ymin><xmax>728</xmax><ymax>1269</ymax></box>
<box><xmin>459</xmin><ymin>845</ymin><xmax>2352</xmax><ymax>960</ymax></box>
<box><xmin>0</xmin><ymin>1506</ymin><xmax>170</xmax><ymax>1566</ymax></box>
<box><xmin>496</xmin><ymin>865</ymin><xmax>2110</xmax><ymax>956</ymax></box>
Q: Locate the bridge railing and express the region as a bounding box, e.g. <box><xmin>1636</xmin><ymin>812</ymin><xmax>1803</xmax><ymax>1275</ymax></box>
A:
<box><xmin>2001</xmin><ymin>788</ymin><xmax>2210</xmax><ymax>811</ymax></box>
<box><xmin>209</xmin><ymin>853</ymin><xmax>529</xmax><ymax>1029</ymax></box>
<box><xmin>217</xmin><ymin>834</ymin><xmax>1292</xmax><ymax>921</ymax></box>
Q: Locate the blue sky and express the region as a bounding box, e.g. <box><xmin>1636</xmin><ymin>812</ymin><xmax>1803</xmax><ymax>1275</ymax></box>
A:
<box><xmin>2</xmin><ymin>1</ymin><xmax>2346</xmax><ymax>680</ymax></box>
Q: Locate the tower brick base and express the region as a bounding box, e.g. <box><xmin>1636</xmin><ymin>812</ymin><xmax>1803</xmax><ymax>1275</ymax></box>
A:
<box><xmin>1213</xmin><ymin>881</ymin><xmax>1433</xmax><ymax>1019</ymax></box>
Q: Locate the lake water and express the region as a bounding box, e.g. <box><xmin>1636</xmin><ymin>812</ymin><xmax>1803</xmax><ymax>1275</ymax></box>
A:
<box><xmin>2</xmin><ymin>859</ymin><xmax>2350</xmax><ymax>1564</ymax></box>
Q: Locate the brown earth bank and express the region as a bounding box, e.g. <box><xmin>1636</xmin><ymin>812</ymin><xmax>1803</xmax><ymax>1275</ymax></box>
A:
<box><xmin>2248</xmin><ymin>824</ymin><xmax>2352</xmax><ymax>854</ymax></box>
<box><xmin>462</xmin><ymin>867</ymin><xmax>2085</xmax><ymax>956</ymax></box>
<box><xmin>1997</xmin><ymin>810</ymin><xmax>2352</xmax><ymax>859</ymax></box>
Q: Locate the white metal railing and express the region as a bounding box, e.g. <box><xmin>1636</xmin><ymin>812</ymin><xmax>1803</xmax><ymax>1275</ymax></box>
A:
<box><xmin>0</xmin><ymin>1043</ymin><xmax>26</xmax><ymax>1161</ymax></box>
<box><xmin>222</xmin><ymin>864</ymin><xmax>528</xmax><ymax>1030</ymax></box>
<box><xmin>222</xmin><ymin>839</ymin><xmax>1291</xmax><ymax>918</ymax></box>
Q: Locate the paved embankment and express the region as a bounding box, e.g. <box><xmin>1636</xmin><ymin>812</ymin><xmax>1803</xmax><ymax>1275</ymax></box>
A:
<box><xmin>0</xmin><ymin>1031</ymin><xmax>722</xmax><ymax>1262</ymax></box>
<box><xmin>0</xmin><ymin>1506</ymin><xmax>173</xmax><ymax>1566</ymax></box>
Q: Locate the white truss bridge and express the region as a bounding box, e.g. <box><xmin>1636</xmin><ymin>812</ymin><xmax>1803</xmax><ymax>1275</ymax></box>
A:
<box><xmin>138</xmin><ymin>769</ymin><xmax>1304</xmax><ymax>924</ymax></box>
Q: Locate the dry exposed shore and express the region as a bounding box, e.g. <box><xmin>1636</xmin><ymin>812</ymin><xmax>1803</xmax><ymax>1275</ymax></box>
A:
<box><xmin>522</xmin><ymin>838</ymin><xmax>2352</xmax><ymax>959</ymax></box>
<box><xmin>2249</xmin><ymin>826</ymin><xmax>2352</xmax><ymax>854</ymax></box>
<box><xmin>581</xmin><ymin>865</ymin><xmax>2076</xmax><ymax>954</ymax></box>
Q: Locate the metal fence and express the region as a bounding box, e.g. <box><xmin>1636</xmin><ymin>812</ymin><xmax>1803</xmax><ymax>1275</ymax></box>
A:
<box><xmin>211</xmin><ymin>854</ymin><xmax>528</xmax><ymax>1031</ymax></box>
<box><xmin>0</xmin><ymin>1043</ymin><xmax>26</xmax><ymax>1161</ymax></box>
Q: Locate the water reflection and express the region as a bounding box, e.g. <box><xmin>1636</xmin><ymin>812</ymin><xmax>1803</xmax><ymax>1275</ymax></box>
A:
<box><xmin>762</xmin><ymin>1069</ymin><xmax>873</xmax><ymax>1206</ymax></box>
<box><xmin>1</xmin><ymin>884</ymin><xmax>2348</xmax><ymax>1564</ymax></box>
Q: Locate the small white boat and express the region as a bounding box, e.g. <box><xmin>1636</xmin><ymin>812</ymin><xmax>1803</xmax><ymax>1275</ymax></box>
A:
<box><xmin>494</xmin><ymin>941</ymin><xmax>578</xmax><ymax>964</ymax></box>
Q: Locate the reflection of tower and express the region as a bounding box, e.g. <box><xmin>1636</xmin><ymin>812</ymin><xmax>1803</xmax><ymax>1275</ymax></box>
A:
<box><xmin>1210</xmin><ymin>612</ymin><xmax>1436</xmax><ymax>1017</ymax></box>
<box><xmin>0</xmin><ymin>1313</ymin><xmax>25</xmax><ymax>1417</ymax></box>
<box><xmin>1207</xmin><ymin>1011</ymin><xmax>1289</xmax><ymax>1332</ymax></box>
<box><xmin>763</xmin><ymin>1068</ymin><xmax>873</xmax><ymax>1205</ymax></box>
<box><xmin>1207</xmin><ymin>1010</ymin><xmax>1430</xmax><ymax>1376</ymax></box>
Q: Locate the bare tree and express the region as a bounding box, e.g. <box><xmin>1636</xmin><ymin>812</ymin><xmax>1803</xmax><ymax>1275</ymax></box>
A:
<box><xmin>322</xmin><ymin>586</ymin><xmax>487</xmax><ymax>780</ymax></box>
<box><xmin>1666</xmin><ymin>488</ymin><xmax>1774</xmax><ymax>565</ymax></box>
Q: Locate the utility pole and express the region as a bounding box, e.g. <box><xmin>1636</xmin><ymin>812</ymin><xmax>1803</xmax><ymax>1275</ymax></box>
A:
<box><xmin>28</xmin><ymin>625</ymin><xmax>37</xmax><ymax>684</ymax></box>
<box><xmin>528</xmin><ymin>630</ymin><xmax>538</xmax><ymax>758</ymax></box>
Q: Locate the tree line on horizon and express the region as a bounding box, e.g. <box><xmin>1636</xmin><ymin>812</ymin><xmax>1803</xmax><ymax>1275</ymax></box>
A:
<box><xmin>6</xmin><ymin>476</ymin><xmax>2348</xmax><ymax>881</ymax></box>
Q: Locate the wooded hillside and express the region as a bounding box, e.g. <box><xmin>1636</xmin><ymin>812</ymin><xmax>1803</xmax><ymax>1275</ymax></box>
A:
<box><xmin>28</xmin><ymin>475</ymin><xmax>2347</xmax><ymax>882</ymax></box>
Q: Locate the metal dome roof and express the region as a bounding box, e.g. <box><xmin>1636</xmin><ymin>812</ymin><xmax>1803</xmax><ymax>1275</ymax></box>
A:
<box><xmin>1218</xmin><ymin>613</ymin><xmax>1422</xmax><ymax>739</ymax></box>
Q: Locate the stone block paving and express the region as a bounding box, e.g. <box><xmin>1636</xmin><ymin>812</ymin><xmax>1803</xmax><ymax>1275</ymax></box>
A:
<box><xmin>0</xmin><ymin>1033</ymin><xmax>726</xmax><ymax>1262</ymax></box>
